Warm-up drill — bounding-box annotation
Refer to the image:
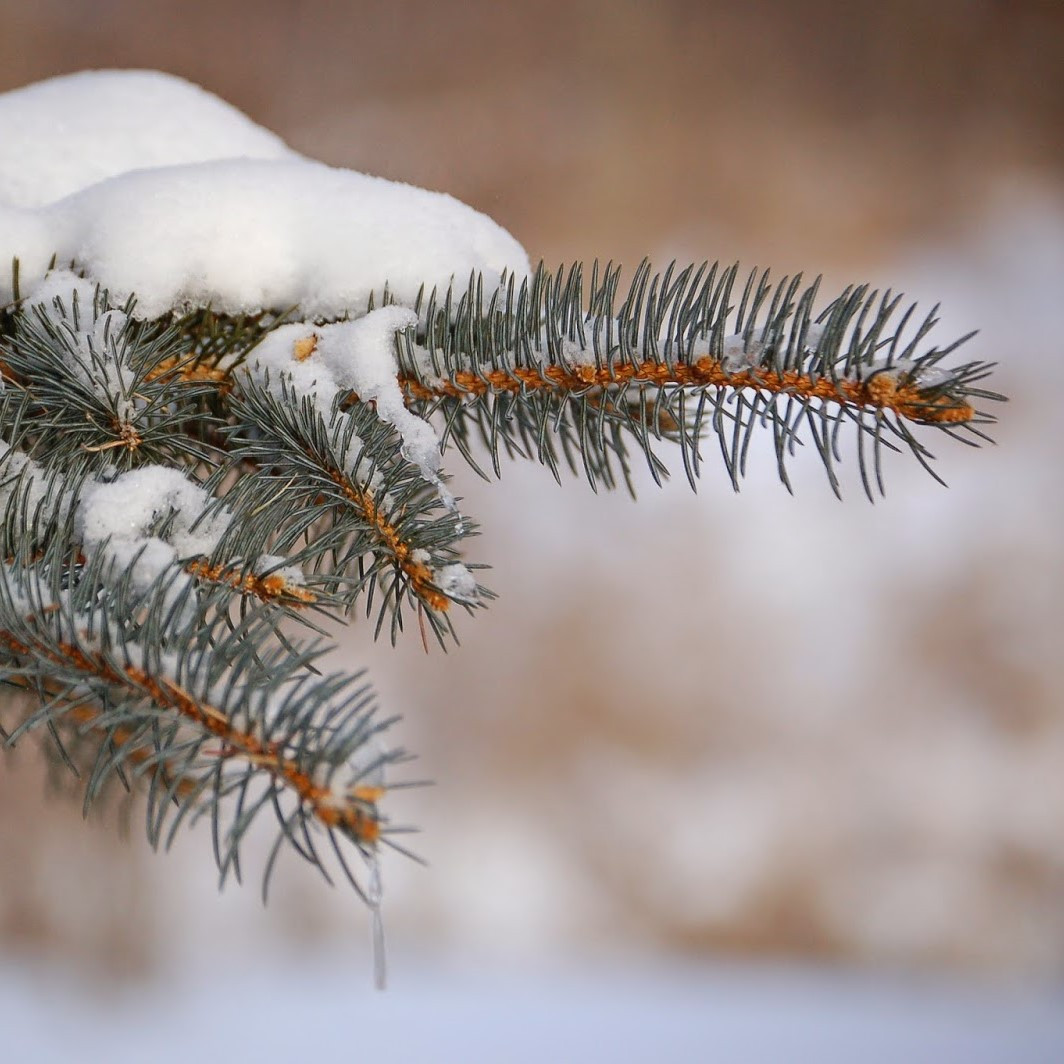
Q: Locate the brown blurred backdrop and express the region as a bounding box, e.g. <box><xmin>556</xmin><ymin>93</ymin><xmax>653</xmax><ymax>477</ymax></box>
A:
<box><xmin>1</xmin><ymin>0</ymin><xmax>1062</xmax><ymax>980</ymax></box>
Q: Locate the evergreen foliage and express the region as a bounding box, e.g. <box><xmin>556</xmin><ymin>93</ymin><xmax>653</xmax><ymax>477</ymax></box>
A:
<box><xmin>0</xmin><ymin>255</ymin><xmax>1002</xmax><ymax>959</ymax></box>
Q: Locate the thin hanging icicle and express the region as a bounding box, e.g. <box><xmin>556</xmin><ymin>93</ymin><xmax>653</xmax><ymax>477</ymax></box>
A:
<box><xmin>367</xmin><ymin>851</ymin><xmax>387</xmax><ymax>991</ymax></box>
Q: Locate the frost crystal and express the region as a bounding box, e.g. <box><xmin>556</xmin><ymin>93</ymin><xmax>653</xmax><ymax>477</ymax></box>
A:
<box><xmin>720</xmin><ymin>334</ymin><xmax>762</xmax><ymax>374</ymax></box>
<box><xmin>252</xmin><ymin>554</ymin><xmax>307</xmax><ymax>589</ymax></box>
<box><xmin>857</xmin><ymin>356</ymin><xmax>953</xmax><ymax>390</ymax></box>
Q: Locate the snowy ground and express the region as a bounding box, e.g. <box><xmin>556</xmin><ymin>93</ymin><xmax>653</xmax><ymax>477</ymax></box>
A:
<box><xmin>3</xmin><ymin>953</ymin><xmax>1063</xmax><ymax>1064</ymax></box>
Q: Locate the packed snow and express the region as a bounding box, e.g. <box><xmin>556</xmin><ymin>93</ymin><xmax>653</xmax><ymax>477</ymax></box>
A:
<box><xmin>0</xmin><ymin>70</ymin><xmax>294</xmax><ymax>210</ymax></box>
<box><xmin>73</xmin><ymin>465</ymin><xmax>326</xmax><ymax>608</ymax></box>
<box><xmin>30</xmin><ymin>462</ymin><xmax>234</xmax><ymax>608</ymax></box>
<box><xmin>0</xmin><ymin>72</ymin><xmax>530</xmax><ymax>316</ymax></box>
<box><xmin>432</xmin><ymin>563</ymin><xmax>479</xmax><ymax>604</ymax></box>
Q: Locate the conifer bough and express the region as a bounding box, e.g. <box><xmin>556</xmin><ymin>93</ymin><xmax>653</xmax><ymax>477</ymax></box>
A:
<box><xmin>0</xmin><ymin>72</ymin><xmax>1002</xmax><ymax>970</ymax></box>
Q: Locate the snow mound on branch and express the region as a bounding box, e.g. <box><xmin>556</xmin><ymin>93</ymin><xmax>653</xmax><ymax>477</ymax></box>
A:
<box><xmin>0</xmin><ymin>69</ymin><xmax>295</xmax><ymax>210</ymax></box>
<box><xmin>77</xmin><ymin>466</ymin><xmax>230</xmax><ymax>561</ymax></box>
<box><xmin>76</xmin><ymin>466</ymin><xmax>232</xmax><ymax>600</ymax></box>
<box><xmin>249</xmin><ymin>307</ymin><xmax>433</xmax><ymax>472</ymax></box>
<box><xmin>0</xmin><ymin>70</ymin><xmax>294</xmax><ymax>210</ymax></box>
<box><xmin>48</xmin><ymin>159</ymin><xmax>529</xmax><ymax>319</ymax></box>
<box><xmin>0</xmin><ymin>72</ymin><xmax>530</xmax><ymax>317</ymax></box>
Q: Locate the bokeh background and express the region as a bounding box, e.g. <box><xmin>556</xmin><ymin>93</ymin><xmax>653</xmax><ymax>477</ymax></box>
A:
<box><xmin>2</xmin><ymin>2</ymin><xmax>1063</xmax><ymax>1059</ymax></box>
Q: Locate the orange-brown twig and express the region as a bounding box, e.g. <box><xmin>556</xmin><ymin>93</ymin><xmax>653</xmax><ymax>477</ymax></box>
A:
<box><xmin>145</xmin><ymin>355</ymin><xmax>232</xmax><ymax>391</ymax></box>
<box><xmin>320</xmin><ymin>462</ymin><xmax>449</xmax><ymax>612</ymax></box>
<box><xmin>68</xmin><ymin>700</ymin><xmax>201</xmax><ymax>801</ymax></box>
<box><xmin>3</xmin><ymin>673</ymin><xmax>199</xmax><ymax>802</ymax></box>
<box><xmin>81</xmin><ymin>418</ymin><xmax>144</xmax><ymax>453</ymax></box>
<box><xmin>184</xmin><ymin>558</ymin><xmax>316</xmax><ymax>606</ymax></box>
<box><xmin>398</xmin><ymin>357</ymin><xmax>975</xmax><ymax>426</ymax></box>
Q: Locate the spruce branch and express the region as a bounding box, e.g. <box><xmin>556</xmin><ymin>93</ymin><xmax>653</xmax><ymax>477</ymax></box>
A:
<box><xmin>395</xmin><ymin>260</ymin><xmax>1000</xmax><ymax>497</ymax></box>
<box><xmin>0</xmin><ymin>68</ymin><xmax>1011</xmax><ymax>986</ymax></box>
<box><xmin>0</xmin><ymin>250</ymin><xmax>1002</xmax><ymax>963</ymax></box>
<box><xmin>221</xmin><ymin>373</ymin><xmax>481</xmax><ymax>644</ymax></box>
<box><xmin>0</xmin><ymin>557</ymin><xmax>398</xmax><ymax>898</ymax></box>
<box><xmin>2</xmin><ymin>280</ymin><xmax>220</xmax><ymax>468</ymax></box>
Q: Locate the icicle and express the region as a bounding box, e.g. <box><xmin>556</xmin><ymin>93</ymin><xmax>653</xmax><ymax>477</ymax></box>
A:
<box><xmin>367</xmin><ymin>850</ymin><xmax>387</xmax><ymax>991</ymax></box>
<box><xmin>430</xmin><ymin>474</ymin><xmax>465</xmax><ymax>537</ymax></box>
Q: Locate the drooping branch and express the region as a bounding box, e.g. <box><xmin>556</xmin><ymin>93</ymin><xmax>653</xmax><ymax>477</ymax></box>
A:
<box><xmin>0</xmin><ymin>624</ymin><xmax>384</xmax><ymax>846</ymax></box>
<box><xmin>222</xmin><ymin>376</ymin><xmax>480</xmax><ymax>641</ymax></box>
<box><xmin>0</xmin><ymin>246</ymin><xmax>1005</xmax><ymax>920</ymax></box>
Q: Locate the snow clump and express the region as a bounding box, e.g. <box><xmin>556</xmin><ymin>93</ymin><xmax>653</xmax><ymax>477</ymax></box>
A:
<box><xmin>0</xmin><ymin>70</ymin><xmax>513</xmax><ymax>609</ymax></box>
<box><xmin>246</xmin><ymin>312</ymin><xmax>479</xmax><ymax>601</ymax></box>
<box><xmin>76</xmin><ymin>466</ymin><xmax>232</xmax><ymax>599</ymax></box>
<box><xmin>247</xmin><ymin>307</ymin><xmax>437</xmax><ymax>474</ymax></box>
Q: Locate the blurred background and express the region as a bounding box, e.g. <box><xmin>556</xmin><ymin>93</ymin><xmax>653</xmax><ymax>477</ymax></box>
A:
<box><xmin>1</xmin><ymin>1</ymin><xmax>1063</xmax><ymax>1059</ymax></box>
